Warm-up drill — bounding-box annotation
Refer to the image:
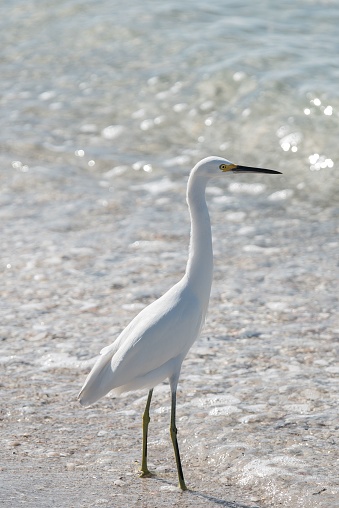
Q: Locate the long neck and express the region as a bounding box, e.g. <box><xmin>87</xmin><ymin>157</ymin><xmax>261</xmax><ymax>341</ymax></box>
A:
<box><xmin>185</xmin><ymin>170</ymin><xmax>213</xmax><ymax>301</ymax></box>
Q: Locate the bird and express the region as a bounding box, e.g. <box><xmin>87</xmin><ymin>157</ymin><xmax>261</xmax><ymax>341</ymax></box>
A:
<box><xmin>78</xmin><ymin>156</ymin><xmax>282</xmax><ymax>490</ymax></box>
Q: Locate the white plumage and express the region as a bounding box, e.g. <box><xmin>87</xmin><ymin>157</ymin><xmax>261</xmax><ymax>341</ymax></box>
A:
<box><xmin>79</xmin><ymin>281</ymin><xmax>203</xmax><ymax>402</ymax></box>
<box><xmin>78</xmin><ymin>155</ymin><xmax>281</xmax><ymax>490</ymax></box>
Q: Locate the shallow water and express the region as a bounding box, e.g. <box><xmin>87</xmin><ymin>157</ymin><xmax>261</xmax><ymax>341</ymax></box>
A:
<box><xmin>1</xmin><ymin>1</ymin><xmax>338</xmax><ymax>507</ymax></box>
<box><xmin>1</xmin><ymin>0</ymin><xmax>339</xmax><ymax>201</ymax></box>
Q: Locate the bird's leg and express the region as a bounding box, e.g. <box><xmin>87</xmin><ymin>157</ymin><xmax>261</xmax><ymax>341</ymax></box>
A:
<box><xmin>140</xmin><ymin>388</ymin><xmax>153</xmax><ymax>477</ymax></box>
<box><xmin>170</xmin><ymin>390</ymin><xmax>187</xmax><ymax>491</ymax></box>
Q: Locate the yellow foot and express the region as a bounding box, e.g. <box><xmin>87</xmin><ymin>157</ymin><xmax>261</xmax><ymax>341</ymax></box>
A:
<box><xmin>139</xmin><ymin>469</ymin><xmax>154</xmax><ymax>478</ymax></box>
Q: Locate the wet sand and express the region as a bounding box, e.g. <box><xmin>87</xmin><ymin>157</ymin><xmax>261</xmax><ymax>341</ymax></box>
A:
<box><xmin>1</xmin><ymin>162</ymin><xmax>338</xmax><ymax>507</ymax></box>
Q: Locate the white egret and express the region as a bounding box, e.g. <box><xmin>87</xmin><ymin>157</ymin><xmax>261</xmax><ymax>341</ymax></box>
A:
<box><xmin>78</xmin><ymin>156</ymin><xmax>281</xmax><ymax>490</ymax></box>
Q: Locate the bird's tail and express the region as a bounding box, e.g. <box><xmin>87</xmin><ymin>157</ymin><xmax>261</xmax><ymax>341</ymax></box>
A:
<box><xmin>78</xmin><ymin>351</ymin><xmax>115</xmax><ymax>406</ymax></box>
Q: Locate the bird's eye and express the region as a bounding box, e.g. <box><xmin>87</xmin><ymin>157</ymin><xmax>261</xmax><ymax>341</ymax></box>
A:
<box><xmin>219</xmin><ymin>164</ymin><xmax>227</xmax><ymax>171</ymax></box>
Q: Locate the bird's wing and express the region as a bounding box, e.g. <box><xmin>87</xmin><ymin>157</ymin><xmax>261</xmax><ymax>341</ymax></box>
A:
<box><xmin>100</xmin><ymin>338</ymin><xmax>121</xmax><ymax>356</ymax></box>
<box><xmin>78</xmin><ymin>282</ymin><xmax>205</xmax><ymax>405</ymax></box>
<box><xmin>107</xmin><ymin>284</ymin><xmax>204</xmax><ymax>387</ymax></box>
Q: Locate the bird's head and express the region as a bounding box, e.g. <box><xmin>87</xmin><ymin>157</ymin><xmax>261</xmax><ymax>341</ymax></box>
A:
<box><xmin>193</xmin><ymin>155</ymin><xmax>282</xmax><ymax>179</ymax></box>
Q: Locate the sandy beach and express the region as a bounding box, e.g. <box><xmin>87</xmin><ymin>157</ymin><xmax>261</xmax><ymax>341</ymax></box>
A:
<box><xmin>1</xmin><ymin>160</ymin><xmax>338</xmax><ymax>507</ymax></box>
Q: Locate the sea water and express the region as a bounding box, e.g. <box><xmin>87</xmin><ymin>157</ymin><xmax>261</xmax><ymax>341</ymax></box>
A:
<box><xmin>1</xmin><ymin>0</ymin><xmax>338</xmax><ymax>201</ymax></box>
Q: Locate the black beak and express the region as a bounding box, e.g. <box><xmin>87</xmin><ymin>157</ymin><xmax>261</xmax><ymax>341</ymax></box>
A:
<box><xmin>233</xmin><ymin>165</ymin><xmax>282</xmax><ymax>174</ymax></box>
